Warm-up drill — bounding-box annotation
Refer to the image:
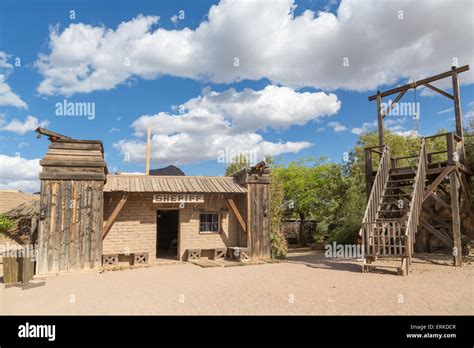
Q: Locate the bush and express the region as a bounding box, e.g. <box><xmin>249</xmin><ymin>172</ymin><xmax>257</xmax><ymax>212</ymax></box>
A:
<box><xmin>270</xmin><ymin>230</ymin><xmax>288</xmax><ymax>258</ymax></box>
<box><xmin>0</xmin><ymin>214</ymin><xmax>14</xmax><ymax>232</ymax></box>
<box><xmin>269</xmin><ymin>165</ymin><xmax>288</xmax><ymax>258</ymax></box>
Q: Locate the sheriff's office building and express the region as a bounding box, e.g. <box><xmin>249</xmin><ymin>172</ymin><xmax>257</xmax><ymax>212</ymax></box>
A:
<box><xmin>34</xmin><ymin>135</ymin><xmax>270</xmax><ymax>275</ymax></box>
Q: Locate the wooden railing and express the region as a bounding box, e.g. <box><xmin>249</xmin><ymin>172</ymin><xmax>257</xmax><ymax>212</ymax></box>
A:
<box><xmin>404</xmin><ymin>138</ymin><xmax>427</xmax><ymax>258</ymax></box>
<box><xmin>425</xmin><ymin>132</ymin><xmax>464</xmax><ymax>166</ymax></box>
<box><xmin>360</xmin><ymin>145</ymin><xmax>391</xmax><ymax>254</ymax></box>
<box><xmin>362</xmin><ymin>221</ymin><xmax>407</xmax><ymax>256</ymax></box>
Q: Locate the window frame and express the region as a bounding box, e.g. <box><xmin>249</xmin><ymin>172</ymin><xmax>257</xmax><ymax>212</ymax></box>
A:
<box><xmin>199</xmin><ymin>212</ymin><xmax>221</xmax><ymax>234</ymax></box>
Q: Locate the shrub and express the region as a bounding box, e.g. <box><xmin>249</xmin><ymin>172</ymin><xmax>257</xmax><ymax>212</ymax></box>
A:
<box><xmin>0</xmin><ymin>214</ymin><xmax>14</xmax><ymax>232</ymax></box>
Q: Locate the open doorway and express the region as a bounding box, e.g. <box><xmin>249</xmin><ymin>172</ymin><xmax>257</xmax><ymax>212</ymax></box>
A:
<box><xmin>156</xmin><ymin>210</ymin><xmax>179</xmax><ymax>260</ymax></box>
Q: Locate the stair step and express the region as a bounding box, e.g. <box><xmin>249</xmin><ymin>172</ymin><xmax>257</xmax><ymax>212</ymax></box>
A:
<box><xmin>385</xmin><ymin>185</ymin><xmax>414</xmax><ymax>189</ymax></box>
<box><xmin>382</xmin><ymin>193</ymin><xmax>412</xmax><ymax>197</ymax></box>
<box><xmin>390</xmin><ymin>166</ymin><xmax>417</xmax><ymax>172</ymax></box>
<box><xmin>388</xmin><ymin>178</ymin><xmax>415</xmax><ymax>183</ymax></box>
<box><xmin>389</xmin><ymin>172</ymin><xmax>416</xmax><ymax>177</ymax></box>
<box><xmin>376</xmin><ymin>218</ymin><xmax>407</xmax><ymax>222</ymax></box>
<box><xmin>364</xmin><ymin>263</ymin><xmax>403</xmax><ymax>269</ymax></box>
<box><xmin>379</xmin><ymin>209</ymin><xmax>409</xmax><ymax>213</ymax></box>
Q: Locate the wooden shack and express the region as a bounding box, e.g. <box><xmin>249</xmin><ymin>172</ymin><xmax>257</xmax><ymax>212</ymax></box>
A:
<box><xmin>34</xmin><ymin>128</ymin><xmax>271</xmax><ymax>274</ymax></box>
<box><xmin>36</xmin><ymin>137</ymin><xmax>107</xmax><ymax>275</ymax></box>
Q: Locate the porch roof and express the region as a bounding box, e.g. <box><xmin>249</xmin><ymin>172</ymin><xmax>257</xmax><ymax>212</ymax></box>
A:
<box><xmin>103</xmin><ymin>175</ymin><xmax>247</xmax><ymax>194</ymax></box>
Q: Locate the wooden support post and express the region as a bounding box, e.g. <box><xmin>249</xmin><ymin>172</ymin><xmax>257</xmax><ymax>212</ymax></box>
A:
<box><xmin>376</xmin><ymin>92</ymin><xmax>384</xmax><ymax>146</ymax></box>
<box><xmin>102</xmin><ymin>193</ymin><xmax>128</xmax><ymax>240</ymax></box>
<box><xmin>145</xmin><ymin>126</ymin><xmax>151</xmax><ymax>175</ymax></box>
<box><xmin>364</xmin><ymin>148</ymin><xmax>373</xmax><ymax>199</ymax></box>
<box><xmin>451</xmin><ymin>66</ymin><xmax>464</xmax><ymax>141</ymax></box>
<box><xmin>449</xmin><ymin>171</ymin><xmax>462</xmax><ymax>267</ymax></box>
<box><xmin>446</xmin><ymin>133</ymin><xmax>455</xmax><ymax>165</ymax></box>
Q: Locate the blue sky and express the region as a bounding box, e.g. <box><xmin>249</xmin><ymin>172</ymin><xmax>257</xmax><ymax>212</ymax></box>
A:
<box><xmin>0</xmin><ymin>0</ymin><xmax>473</xmax><ymax>192</ymax></box>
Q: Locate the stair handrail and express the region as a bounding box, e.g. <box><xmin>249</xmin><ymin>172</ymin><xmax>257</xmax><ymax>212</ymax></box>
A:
<box><xmin>404</xmin><ymin>138</ymin><xmax>427</xmax><ymax>256</ymax></box>
<box><xmin>360</xmin><ymin>145</ymin><xmax>392</xmax><ymax>251</ymax></box>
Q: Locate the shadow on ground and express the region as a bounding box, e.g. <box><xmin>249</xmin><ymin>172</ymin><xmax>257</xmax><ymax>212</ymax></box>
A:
<box><xmin>284</xmin><ymin>251</ymin><xmax>397</xmax><ymax>275</ymax></box>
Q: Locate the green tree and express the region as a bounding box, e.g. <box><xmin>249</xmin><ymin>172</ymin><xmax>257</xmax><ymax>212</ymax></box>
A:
<box><xmin>225</xmin><ymin>153</ymin><xmax>251</xmax><ymax>176</ymax></box>
<box><xmin>274</xmin><ymin>158</ymin><xmax>346</xmax><ymax>246</ymax></box>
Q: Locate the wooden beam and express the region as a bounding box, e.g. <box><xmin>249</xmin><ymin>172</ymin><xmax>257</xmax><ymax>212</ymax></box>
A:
<box><xmin>102</xmin><ymin>193</ymin><xmax>128</xmax><ymax>240</ymax></box>
<box><xmin>368</xmin><ymin>65</ymin><xmax>469</xmax><ymax>101</ymax></box>
<box><xmin>35</xmin><ymin>127</ymin><xmax>73</xmax><ymax>142</ymax></box>
<box><xmin>421</xmin><ymin>209</ymin><xmax>453</xmax><ymax>235</ymax></box>
<box><xmin>420</xmin><ymin>218</ymin><xmax>453</xmax><ymax>248</ymax></box>
<box><xmin>39</xmin><ymin>173</ymin><xmax>106</xmax><ymax>181</ymax></box>
<box><xmin>455</xmin><ymin>169</ymin><xmax>472</xmax><ymax>215</ymax></box>
<box><xmin>426</xmin><ymin>192</ymin><xmax>450</xmax><ymax>210</ymax></box>
<box><xmin>227</xmin><ymin>198</ymin><xmax>246</xmax><ymax>233</ymax></box>
<box><xmin>423</xmin><ymin>83</ymin><xmax>454</xmax><ymax>100</ymax></box>
<box><xmin>381</xmin><ymin>89</ymin><xmax>407</xmax><ymax>118</ymax></box>
<box><xmin>377</xmin><ymin>92</ymin><xmax>384</xmax><ymax>146</ymax></box>
<box><xmin>422</xmin><ymin>165</ymin><xmax>455</xmax><ymax>202</ymax></box>
<box><xmin>451</xmin><ymin>66</ymin><xmax>464</xmax><ymax>141</ymax></box>
<box><xmin>449</xmin><ymin>171</ymin><xmax>462</xmax><ymax>267</ymax></box>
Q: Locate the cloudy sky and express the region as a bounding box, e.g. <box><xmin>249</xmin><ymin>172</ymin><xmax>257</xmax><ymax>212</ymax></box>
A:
<box><xmin>0</xmin><ymin>0</ymin><xmax>473</xmax><ymax>192</ymax></box>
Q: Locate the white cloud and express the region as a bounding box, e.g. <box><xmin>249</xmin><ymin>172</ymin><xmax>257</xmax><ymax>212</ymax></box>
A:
<box><xmin>0</xmin><ymin>155</ymin><xmax>41</xmax><ymax>193</ymax></box>
<box><xmin>351</xmin><ymin>117</ymin><xmax>417</xmax><ymax>136</ymax></box>
<box><xmin>327</xmin><ymin>121</ymin><xmax>347</xmax><ymax>132</ymax></box>
<box><xmin>0</xmin><ymin>51</ymin><xmax>13</xmax><ymax>69</ymax></box>
<box><xmin>0</xmin><ymin>74</ymin><xmax>27</xmax><ymax>109</ymax></box>
<box><xmin>437</xmin><ymin>107</ymin><xmax>454</xmax><ymax>115</ymax></box>
<box><xmin>35</xmin><ymin>0</ymin><xmax>474</xmax><ymax>96</ymax></box>
<box><xmin>392</xmin><ymin>129</ymin><xmax>418</xmax><ymax>137</ymax></box>
<box><xmin>134</xmin><ymin>85</ymin><xmax>340</xmax><ymax>134</ymax></box>
<box><xmin>114</xmin><ymin>85</ymin><xmax>339</xmax><ymax>164</ymax></box>
<box><xmin>0</xmin><ymin>51</ymin><xmax>27</xmax><ymax>109</ymax></box>
<box><xmin>351</xmin><ymin>121</ymin><xmax>376</xmax><ymax>135</ymax></box>
<box><xmin>465</xmin><ymin>101</ymin><xmax>474</xmax><ymax>121</ymax></box>
<box><xmin>1</xmin><ymin>115</ymin><xmax>49</xmax><ymax>135</ymax></box>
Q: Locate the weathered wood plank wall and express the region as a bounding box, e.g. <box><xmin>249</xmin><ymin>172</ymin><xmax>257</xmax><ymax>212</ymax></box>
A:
<box><xmin>36</xmin><ymin>180</ymin><xmax>104</xmax><ymax>274</ymax></box>
<box><xmin>247</xmin><ymin>183</ymin><xmax>271</xmax><ymax>259</ymax></box>
<box><xmin>234</xmin><ymin>164</ymin><xmax>271</xmax><ymax>259</ymax></box>
<box><xmin>36</xmin><ymin>139</ymin><xmax>107</xmax><ymax>275</ymax></box>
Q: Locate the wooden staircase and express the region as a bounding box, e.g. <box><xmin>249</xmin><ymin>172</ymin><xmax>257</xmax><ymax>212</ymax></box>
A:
<box><xmin>362</xmin><ymin>67</ymin><xmax>472</xmax><ymax>275</ymax></box>
<box><xmin>360</xmin><ymin>140</ymin><xmax>427</xmax><ymax>276</ymax></box>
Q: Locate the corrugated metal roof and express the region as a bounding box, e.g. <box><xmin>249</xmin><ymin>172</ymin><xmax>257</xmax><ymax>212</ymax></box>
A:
<box><xmin>104</xmin><ymin>175</ymin><xmax>247</xmax><ymax>193</ymax></box>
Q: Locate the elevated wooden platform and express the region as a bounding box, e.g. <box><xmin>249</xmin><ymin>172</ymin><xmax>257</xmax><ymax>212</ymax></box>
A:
<box><xmin>361</xmin><ymin>66</ymin><xmax>471</xmax><ymax>275</ymax></box>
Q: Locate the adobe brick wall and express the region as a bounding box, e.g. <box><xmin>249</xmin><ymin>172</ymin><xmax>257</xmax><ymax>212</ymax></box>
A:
<box><xmin>103</xmin><ymin>192</ymin><xmax>246</xmax><ymax>262</ymax></box>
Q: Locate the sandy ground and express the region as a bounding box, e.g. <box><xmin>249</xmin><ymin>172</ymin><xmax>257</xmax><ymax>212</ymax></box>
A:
<box><xmin>1</xmin><ymin>251</ymin><xmax>472</xmax><ymax>315</ymax></box>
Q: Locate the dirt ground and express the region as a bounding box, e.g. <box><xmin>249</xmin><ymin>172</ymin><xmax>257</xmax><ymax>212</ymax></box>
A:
<box><xmin>1</xmin><ymin>250</ymin><xmax>472</xmax><ymax>315</ymax></box>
